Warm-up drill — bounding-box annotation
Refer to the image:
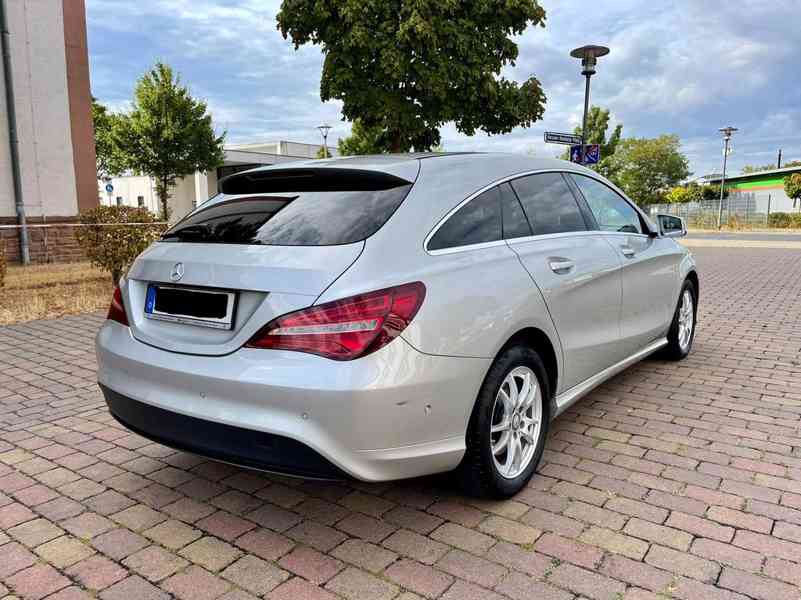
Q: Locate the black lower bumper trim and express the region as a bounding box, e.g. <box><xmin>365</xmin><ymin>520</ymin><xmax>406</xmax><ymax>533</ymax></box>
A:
<box><xmin>100</xmin><ymin>384</ymin><xmax>347</xmax><ymax>480</ymax></box>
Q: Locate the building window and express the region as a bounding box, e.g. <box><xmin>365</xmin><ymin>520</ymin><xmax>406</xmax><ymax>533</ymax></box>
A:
<box><xmin>137</xmin><ymin>196</ymin><xmax>145</xmax><ymax>207</ymax></box>
<box><xmin>116</xmin><ymin>196</ymin><xmax>123</xmax><ymax>206</ymax></box>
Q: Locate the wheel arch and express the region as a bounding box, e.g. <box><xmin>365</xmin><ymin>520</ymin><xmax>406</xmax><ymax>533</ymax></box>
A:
<box><xmin>498</xmin><ymin>327</ymin><xmax>559</xmax><ymax>406</ymax></box>
<box><xmin>686</xmin><ymin>269</ymin><xmax>699</xmax><ymax>301</ymax></box>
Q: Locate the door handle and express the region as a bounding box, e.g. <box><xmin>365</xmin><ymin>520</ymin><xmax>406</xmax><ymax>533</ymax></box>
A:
<box><xmin>549</xmin><ymin>259</ymin><xmax>575</xmax><ymax>273</ymax></box>
<box><xmin>620</xmin><ymin>245</ymin><xmax>635</xmax><ymax>258</ymax></box>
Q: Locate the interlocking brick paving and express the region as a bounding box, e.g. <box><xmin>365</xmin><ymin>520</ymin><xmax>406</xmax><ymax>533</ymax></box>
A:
<box><xmin>2</xmin><ymin>246</ymin><xmax>801</xmax><ymax>599</ymax></box>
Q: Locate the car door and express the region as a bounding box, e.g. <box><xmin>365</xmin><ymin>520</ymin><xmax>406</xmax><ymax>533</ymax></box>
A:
<box><xmin>506</xmin><ymin>172</ymin><xmax>623</xmax><ymax>393</ymax></box>
<box><xmin>569</xmin><ymin>173</ymin><xmax>677</xmax><ymax>357</ymax></box>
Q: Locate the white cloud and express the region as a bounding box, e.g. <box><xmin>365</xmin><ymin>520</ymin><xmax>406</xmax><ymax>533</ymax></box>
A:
<box><xmin>87</xmin><ymin>0</ymin><xmax>801</xmax><ymax>175</ymax></box>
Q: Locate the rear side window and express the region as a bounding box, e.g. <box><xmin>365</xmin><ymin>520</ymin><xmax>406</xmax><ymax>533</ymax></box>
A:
<box><xmin>571</xmin><ymin>174</ymin><xmax>643</xmax><ymax>234</ymax></box>
<box><xmin>510</xmin><ymin>173</ymin><xmax>587</xmax><ymax>235</ymax></box>
<box><xmin>428</xmin><ymin>186</ymin><xmax>502</xmax><ymax>251</ymax></box>
<box><xmin>161</xmin><ymin>186</ymin><xmax>412</xmax><ymax>246</ymax></box>
<box><xmin>500</xmin><ymin>182</ymin><xmax>533</xmax><ymax>239</ymax></box>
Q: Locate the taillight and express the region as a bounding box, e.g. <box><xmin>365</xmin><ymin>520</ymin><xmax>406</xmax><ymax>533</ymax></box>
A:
<box><xmin>107</xmin><ymin>286</ymin><xmax>129</xmax><ymax>326</ymax></box>
<box><xmin>246</xmin><ymin>282</ymin><xmax>425</xmax><ymax>360</ymax></box>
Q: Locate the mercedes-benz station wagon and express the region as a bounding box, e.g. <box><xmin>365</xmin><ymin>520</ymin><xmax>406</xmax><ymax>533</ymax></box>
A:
<box><xmin>96</xmin><ymin>153</ymin><xmax>698</xmax><ymax>497</ymax></box>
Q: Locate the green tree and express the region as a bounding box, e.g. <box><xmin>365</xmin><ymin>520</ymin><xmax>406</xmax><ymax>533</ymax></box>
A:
<box><xmin>785</xmin><ymin>173</ymin><xmax>801</xmax><ymax>209</ymax></box>
<box><xmin>608</xmin><ymin>135</ymin><xmax>691</xmax><ymax>205</ymax></box>
<box><xmin>561</xmin><ymin>106</ymin><xmax>622</xmax><ymax>177</ymax></box>
<box><xmin>337</xmin><ymin>119</ymin><xmax>384</xmax><ymax>156</ymax></box>
<box><xmin>113</xmin><ymin>63</ymin><xmax>225</xmax><ymax>219</ymax></box>
<box><xmin>277</xmin><ymin>0</ymin><xmax>547</xmax><ymax>152</ymax></box>
<box><xmin>743</xmin><ymin>160</ymin><xmax>801</xmax><ymax>174</ymax></box>
<box><xmin>92</xmin><ymin>98</ymin><xmax>127</xmax><ymax>180</ymax></box>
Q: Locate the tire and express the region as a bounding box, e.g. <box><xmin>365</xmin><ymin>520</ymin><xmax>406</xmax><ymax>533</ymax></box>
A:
<box><xmin>456</xmin><ymin>345</ymin><xmax>550</xmax><ymax>498</ymax></box>
<box><xmin>662</xmin><ymin>279</ymin><xmax>697</xmax><ymax>361</ymax></box>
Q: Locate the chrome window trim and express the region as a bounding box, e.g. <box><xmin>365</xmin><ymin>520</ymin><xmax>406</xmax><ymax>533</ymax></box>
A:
<box><xmin>424</xmin><ymin>168</ymin><xmax>603</xmax><ymax>256</ymax></box>
<box><xmin>505</xmin><ymin>229</ymin><xmax>606</xmax><ymax>246</ymax></box>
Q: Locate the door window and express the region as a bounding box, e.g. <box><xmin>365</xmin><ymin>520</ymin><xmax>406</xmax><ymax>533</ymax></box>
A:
<box><xmin>500</xmin><ymin>182</ymin><xmax>533</xmax><ymax>239</ymax></box>
<box><xmin>509</xmin><ymin>173</ymin><xmax>587</xmax><ymax>235</ymax></box>
<box><xmin>428</xmin><ymin>186</ymin><xmax>502</xmax><ymax>250</ymax></box>
<box><xmin>571</xmin><ymin>175</ymin><xmax>643</xmax><ymax>234</ymax></box>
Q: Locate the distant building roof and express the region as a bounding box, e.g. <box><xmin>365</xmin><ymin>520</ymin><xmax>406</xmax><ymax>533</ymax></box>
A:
<box><xmin>706</xmin><ymin>164</ymin><xmax>801</xmax><ymax>185</ymax></box>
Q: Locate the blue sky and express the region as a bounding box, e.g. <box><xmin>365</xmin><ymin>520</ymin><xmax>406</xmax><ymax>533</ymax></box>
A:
<box><xmin>86</xmin><ymin>0</ymin><xmax>801</xmax><ymax>177</ymax></box>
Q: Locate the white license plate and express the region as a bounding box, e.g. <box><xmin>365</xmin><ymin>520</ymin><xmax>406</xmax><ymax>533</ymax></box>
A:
<box><xmin>144</xmin><ymin>284</ymin><xmax>236</xmax><ymax>330</ymax></box>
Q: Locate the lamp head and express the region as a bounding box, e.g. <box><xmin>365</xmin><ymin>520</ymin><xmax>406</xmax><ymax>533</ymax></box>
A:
<box><xmin>570</xmin><ymin>45</ymin><xmax>610</xmax><ymax>75</ymax></box>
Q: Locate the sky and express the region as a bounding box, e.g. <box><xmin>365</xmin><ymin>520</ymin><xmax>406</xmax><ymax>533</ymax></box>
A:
<box><xmin>86</xmin><ymin>0</ymin><xmax>801</xmax><ymax>178</ymax></box>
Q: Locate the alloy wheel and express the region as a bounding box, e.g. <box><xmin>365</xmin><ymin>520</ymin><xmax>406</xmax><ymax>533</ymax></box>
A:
<box><xmin>490</xmin><ymin>366</ymin><xmax>542</xmax><ymax>479</ymax></box>
<box><xmin>678</xmin><ymin>289</ymin><xmax>694</xmax><ymax>352</ymax></box>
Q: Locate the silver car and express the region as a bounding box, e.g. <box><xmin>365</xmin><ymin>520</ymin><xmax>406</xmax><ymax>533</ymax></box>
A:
<box><xmin>96</xmin><ymin>153</ymin><xmax>698</xmax><ymax>497</ymax></box>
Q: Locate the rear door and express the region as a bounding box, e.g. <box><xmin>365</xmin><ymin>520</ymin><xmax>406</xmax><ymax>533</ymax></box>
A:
<box><xmin>569</xmin><ymin>174</ymin><xmax>677</xmax><ymax>356</ymax></box>
<box><xmin>124</xmin><ymin>168</ymin><xmax>415</xmax><ymax>356</ymax></box>
<box><xmin>506</xmin><ymin>172</ymin><xmax>624</xmax><ymax>392</ymax></box>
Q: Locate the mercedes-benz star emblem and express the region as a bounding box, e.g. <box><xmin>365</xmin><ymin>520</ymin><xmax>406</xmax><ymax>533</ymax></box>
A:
<box><xmin>170</xmin><ymin>262</ymin><xmax>184</xmax><ymax>282</ymax></box>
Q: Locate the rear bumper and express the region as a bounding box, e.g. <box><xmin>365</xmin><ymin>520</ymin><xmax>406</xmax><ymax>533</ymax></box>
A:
<box><xmin>102</xmin><ymin>385</ymin><xmax>347</xmax><ymax>479</ymax></box>
<box><xmin>95</xmin><ymin>321</ymin><xmax>490</xmax><ymax>481</ymax></box>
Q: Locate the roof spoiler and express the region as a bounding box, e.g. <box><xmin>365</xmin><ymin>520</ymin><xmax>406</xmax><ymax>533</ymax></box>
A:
<box><xmin>219</xmin><ymin>168</ymin><xmax>412</xmax><ymax>195</ymax></box>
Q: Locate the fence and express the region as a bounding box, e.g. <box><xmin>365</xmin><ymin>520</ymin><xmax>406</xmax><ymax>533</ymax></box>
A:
<box><xmin>648</xmin><ymin>193</ymin><xmax>775</xmax><ymax>229</ymax></box>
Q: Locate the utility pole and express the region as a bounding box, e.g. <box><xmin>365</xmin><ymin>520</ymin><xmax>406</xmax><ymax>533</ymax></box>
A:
<box><xmin>717</xmin><ymin>127</ymin><xmax>737</xmax><ymax>229</ymax></box>
<box><xmin>777</xmin><ymin>148</ymin><xmax>782</xmax><ymax>169</ymax></box>
<box><xmin>570</xmin><ymin>45</ymin><xmax>609</xmax><ymax>165</ymax></box>
<box><xmin>1</xmin><ymin>0</ymin><xmax>30</xmax><ymax>264</ymax></box>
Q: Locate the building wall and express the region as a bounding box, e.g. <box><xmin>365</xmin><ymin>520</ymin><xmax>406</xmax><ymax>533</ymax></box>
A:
<box><xmin>0</xmin><ymin>0</ymin><xmax>80</xmax><ymax>219</ymax></box>
<box><xmin>98</xmin><ymin>175</ymin><xmax>159</xmax><ymax>214</ymax></box>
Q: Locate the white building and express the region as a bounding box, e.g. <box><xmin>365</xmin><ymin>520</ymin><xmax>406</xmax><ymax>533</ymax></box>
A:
<box><xmin>99</xmin><ymin>141</ymin><xmax>329</xmax><ymax>222</ymax></box>
<box><xmin>1</xmin><ymin>0</ymin><xmax>96</xmax><ymax>221</ymax></box>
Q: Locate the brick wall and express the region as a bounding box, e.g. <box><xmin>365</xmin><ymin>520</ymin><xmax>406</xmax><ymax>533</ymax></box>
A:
<box><xmin>0</xmin><ymin>218</ymin><xmax>85</xmax><ymax>264</ymax></box>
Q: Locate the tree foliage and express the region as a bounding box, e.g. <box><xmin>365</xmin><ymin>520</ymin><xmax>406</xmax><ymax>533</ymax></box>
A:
<box><xmin>561</xmin><ymin>106</ymin><xmax>622</xmax><ymax>177</ymax></box>
<box><xmin>113</xmin><ymin>63</ymin><xmax>225</xmax><ymax>219</ymax></box>
<box><xmin>92</xmin><ymin>98</ymin><xmax>127</xmax><ymax>180</ymax></box>
<box><xmin>742</xmin><ymin>160</ymin><xmax>801</xmax><ymax>174</ymax></box>
<box><xmin>608</xmin><ymin>135</ymin><xmax>691</xmax><ymax>205</ymax></box>
<box><xmin>337</xmin><ymin>119</ymin><xmax>384</xmax><ymax>156</ymax></box>
<box><xmin>75</xmin><ymin>206</ymin><xmax>165</xmax><ymax>285</ymax></box>
<box><xmin>277</xmin><ymin>0</ymin><xmax>547</xmax><ymax>152</ymax></box>
<box><xmin>785</xmin><ymin>173</ymin><xmax>801</xmax><ymax>208</ymax></box>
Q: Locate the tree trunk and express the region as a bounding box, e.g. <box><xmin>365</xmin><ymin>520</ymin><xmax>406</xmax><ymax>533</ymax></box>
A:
<box><xmin>159</xmin><ymin>177</ymin><xmax>170</xmax><ymax>221</ymax></box>
<box><xmin>390</xmin><ymin>131</ymin><xmax>402</xmax><ymax>154</ymax></box>
<box><xmin>111</xmin><ymin>268</ymin><xmax>121</xmax><ymax>287</ymax></box>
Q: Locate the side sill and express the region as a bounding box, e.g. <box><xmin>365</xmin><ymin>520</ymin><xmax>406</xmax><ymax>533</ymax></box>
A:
<box><xmin>553</xmin><ymin>338</ymin><xmax>667</xmax><ymax>418</ymax></box>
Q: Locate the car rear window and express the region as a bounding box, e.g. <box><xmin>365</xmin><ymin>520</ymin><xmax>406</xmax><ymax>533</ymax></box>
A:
<box><xmin>161</xmin><ymin>176</ymin><xmax>413</xmax><ymax>246</ymax></box>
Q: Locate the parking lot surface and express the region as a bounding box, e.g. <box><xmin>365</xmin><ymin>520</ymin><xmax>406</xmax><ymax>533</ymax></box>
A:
<box><xmin>2</xmin><ymin>246</ymin><xmax>801</xmax><ymax>600</ymax></box>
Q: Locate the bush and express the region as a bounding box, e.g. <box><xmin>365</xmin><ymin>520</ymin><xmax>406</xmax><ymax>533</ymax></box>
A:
<box><xmin>768</xmin><ymin>212</ymin><xmax>801</xmax><ymax>229</ymax></box>
<box><xmin>0</xmin><ymin>242</ymin><xmax>6</xmax><ymax>288</ymax></box>
<box><xmin>74</xmin><ymin>205</ymin><xmax>165</xmax><ymax>285</ymax></box>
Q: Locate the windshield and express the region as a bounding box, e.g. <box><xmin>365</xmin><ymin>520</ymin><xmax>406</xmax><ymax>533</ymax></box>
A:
<box><xmin>161</xmin><ymin>185</ymin><xmax>412</xmax><ymax>246</ymax></box>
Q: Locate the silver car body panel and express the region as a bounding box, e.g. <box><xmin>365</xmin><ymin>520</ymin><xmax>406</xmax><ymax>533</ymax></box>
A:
<box><xmin>96</xmin><ymin>153</ymin><xmax>697</xmax><ymax>481</ymax></box>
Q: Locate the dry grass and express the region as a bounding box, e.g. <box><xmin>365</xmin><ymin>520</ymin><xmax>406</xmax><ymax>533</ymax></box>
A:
<box><xmin>0</xmin><ymin>262</ymin><xmax>112</xmax><ymax>325</ymax></box>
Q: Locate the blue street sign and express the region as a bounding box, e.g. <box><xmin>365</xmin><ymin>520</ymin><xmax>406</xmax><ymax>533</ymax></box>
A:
<box><xmin>585</xmin><ymin>144</ymin><xmax>600</xmax><ymax>164</ymax></box>
<box><xmin>570</xmin><ymin>144</ymin><xmax>600</xmax><ymax>165</ymax></box>
<box><xmin>105</xmin><ymin>183</ymin><xmax>114</xmax><ymax>193</ymax></box>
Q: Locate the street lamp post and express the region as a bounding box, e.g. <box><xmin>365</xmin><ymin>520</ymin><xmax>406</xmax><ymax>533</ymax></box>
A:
<box><xmin>717</xmin><ymin>126</ymin><xmax>737</xmax><ymax>229</ymax></box>
<box><xmin>570</xmin><ymin>45</ymin><xmax>610</xmax><ymax>164</ymax></box>
<box><xmin>317</xmin><ymin>124</ymin><xmax>332</xmax><ymax>159</ymax></box>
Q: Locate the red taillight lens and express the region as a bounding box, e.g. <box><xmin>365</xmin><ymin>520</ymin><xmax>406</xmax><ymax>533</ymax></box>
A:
<box><xmin>107</xmin><ymin>286</ymin><xmax>129</xmax><ymax>326</ymax></box>
<box><xmin>246</xmin><ymin>282</ymin><xmax>426</xmax><ymax>360</ymax></box>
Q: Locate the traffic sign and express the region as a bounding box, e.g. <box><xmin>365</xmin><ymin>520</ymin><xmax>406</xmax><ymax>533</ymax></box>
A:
<box><xmin>570</xmin><ymin>144</ymin><xmax>600</xmax><ymax>165</ymax></box>
<box><xmin>105</xmin><ymin>183</ymin><xmax>114</xmax><ymax>193</ymax></box>
<box><xmin>544</xmin><ymin>131</ymin><xmax>583</xmax><ymax>146</ymax></box>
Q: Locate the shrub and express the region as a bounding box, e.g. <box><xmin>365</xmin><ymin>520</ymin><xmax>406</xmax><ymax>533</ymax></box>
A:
<box><xmin>74</xmin><ymin>205</ymin><xmax>165</xmax><ymax>285</ymax></box>
<box><xmin>0</xmin><ymin>242</ymin><xmax>6</xmax><ymax>288</ymax></box>
<box><xmin>768</xmin><ymin>212</ymin><xmax>801</xmax><ymax>229</ymax></box>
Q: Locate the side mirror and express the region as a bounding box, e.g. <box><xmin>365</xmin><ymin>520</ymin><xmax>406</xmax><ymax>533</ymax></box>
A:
<box><xmin>656</xmin><ymin>214</ymin><xmax>686</xmax><ymax>238</ymax></box>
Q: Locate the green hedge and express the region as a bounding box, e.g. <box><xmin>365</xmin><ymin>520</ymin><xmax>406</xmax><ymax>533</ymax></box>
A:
<box><xmin>768</xmin><ymin>212</ymin><xmax>801</xmax><ymax>229</ymax></box>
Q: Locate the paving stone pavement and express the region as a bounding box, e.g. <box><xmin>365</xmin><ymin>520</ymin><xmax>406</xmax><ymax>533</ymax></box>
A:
<box><xmin>2</xmin><ymin>246</ymin><xmax>801</xmax><ymax>600</ymax></box>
